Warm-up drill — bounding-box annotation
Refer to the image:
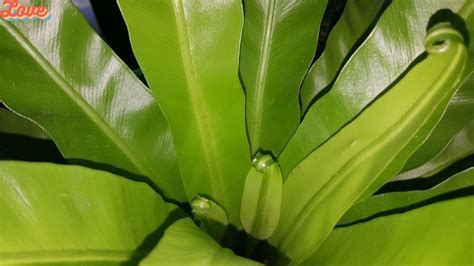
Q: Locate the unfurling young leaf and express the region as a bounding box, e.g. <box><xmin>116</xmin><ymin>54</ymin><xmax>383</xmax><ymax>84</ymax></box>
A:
<box><xmin>191</xmin><ymin>195</ymin><xmax>229</xmax><ymax>242</ymax></box>
<box><xmin>241</xmin><ymin>153</ymin><xmax>283</xmax><ymax>240</ymax></box>
<box><xmin>278</xmin><ymin>0</ymin><xmax>469</xmax><ymax>178</ymax></box>
<box><xmin>271</xmin><ymin>23</ymin><xmax>468</xmax><ymax>263</ymax></box>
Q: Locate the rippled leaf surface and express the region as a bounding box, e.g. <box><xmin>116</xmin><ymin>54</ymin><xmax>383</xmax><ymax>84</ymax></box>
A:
<box><xmin>0</xmin><ymin>161</ymin><xmax>183</xmax><ymax>265</ymax></box>
<box><xmin>239</xmin><ymin>0</ymin><xmax>328</xmax><ymax>156</ymax></box>
<box><xmin>118</xmin><ymin>0</ymin><xmax>250</xmax><ymax>225</ymax></box>
<box><xmin>140</xmin><ymin>218</ymin><xmax>261</xmax><ymax>266</ymax></box>
<box><xmin>0</xmin><ymin>0</ymin><xmax>185</xmax><ymax>201</ymax></box>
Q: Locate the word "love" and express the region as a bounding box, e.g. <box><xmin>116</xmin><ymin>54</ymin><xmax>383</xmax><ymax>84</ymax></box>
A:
<box><xmin>0</xmin><ymin>0</ymin><xmax>50</xmax><ymax>21</ymax></box>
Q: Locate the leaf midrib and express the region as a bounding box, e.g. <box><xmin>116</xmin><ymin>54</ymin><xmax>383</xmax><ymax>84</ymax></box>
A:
<box><xmin>171</xmin><ymin>0</ymin><xmax>223</xmax><ymax>203</ymax></box>
<box><xmin>250</xmin><ymin>0</ymin><xmax>278</xmax><ymax>152</ymax></box>
<box><xmin>0</xmin><ymin>21</ymin><xmax>163</xmax><ymax>187</ymax></box>
<box><xmin>251</xmin><ymin>169</ymin><xmax>271</xmax><ymax>235</ymax></box>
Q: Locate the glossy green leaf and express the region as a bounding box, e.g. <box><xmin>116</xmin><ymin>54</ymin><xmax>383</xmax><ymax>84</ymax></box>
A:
<box><xmin>118</xmin><ymin>0</ymin><xmax>251</xmax><ymax>226</ymax></box>
<box><xmin>299</xmin><ymin>0</ymin><xmax>386</xmax><ymax>112</ymax></box>
<box><xmin>302</xmin><ymin>196</ymin><xmax>474</xmax><ymax>265</ymax></box>
<box><xmin>239</xmin><ymin>0</ymin><xmax>328</xmax><ymax>156</ymax></box>
<box><xmin>270</xmin><ymin>25</ymin><xmax>468</xmax><ymax>263</ymax></box>
<box><xmin>140</xmin><ymin>218</ymin><xmax>262</xmax><ymax>266</ymax></box>
<box><xmin>0</xmin><ymin>161</ymin><xmax>184</xmax><ymax>265</ymax></box>
<box><xmin>278</xmin><ymin>0</ymin><xmax>470</xmax><ymax>177</ymax></box>
<box><xmin>395</xmin><ymin>120</ymin><xmax>474</xmax><ymax>180</ymax></box>
<box><xmin>339</xmin><ymin>167</ymin><xmax>474</xmax><ymax>225</ymax></box>
<box><xmin>0</xmin><ymin>0</ymin><xmax>185</xmax><ymax>201</ymax></box>
<box><xmin>240</xmin><ymin>154</ymin><xmax>282</xmax><ymax>240</ymax></box>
